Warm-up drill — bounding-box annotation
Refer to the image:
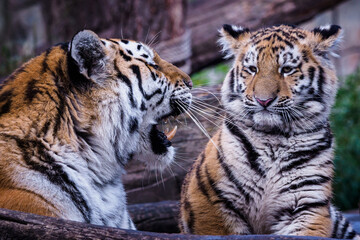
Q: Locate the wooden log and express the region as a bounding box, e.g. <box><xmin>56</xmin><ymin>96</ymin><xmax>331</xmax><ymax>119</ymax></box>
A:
<box><xmin>0</xmin><ymin>206</ymin><xmax>342</xmax><ymax>239</ymax></box>
<box><xmin>187</xmin><ymin>0</ymin><xmax>348</xmax><ymax>72</ymax></box>
<box><xmin>128</xmin><ymin>201</ymin><xmax>180</xmax><ymax>233</ymax></box>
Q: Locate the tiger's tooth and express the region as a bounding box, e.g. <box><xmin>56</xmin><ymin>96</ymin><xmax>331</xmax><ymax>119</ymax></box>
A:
<box><xmin>165</xmin><ymin>125</ymin><xmax>178</xmax><ymax>141</ymax></box>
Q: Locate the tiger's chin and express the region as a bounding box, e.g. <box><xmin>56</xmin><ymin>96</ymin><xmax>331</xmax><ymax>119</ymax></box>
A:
<box><xmin>251</xmin><ymin>111</ymin><xmax>283</xmax><ymax>132</ymax></box>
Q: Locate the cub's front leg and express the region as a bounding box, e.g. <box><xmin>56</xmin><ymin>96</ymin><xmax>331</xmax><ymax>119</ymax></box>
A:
<box><xmin>180</xmin><ymin>133</ymin><xmax>252</xmax><ymax>235</ymax></box>
<box><xmin>271</xmin><ymin>204</ymin><xmax>332</xmax><ymax>237</ymax></box>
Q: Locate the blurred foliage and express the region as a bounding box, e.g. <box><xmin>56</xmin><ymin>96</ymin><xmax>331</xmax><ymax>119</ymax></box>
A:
<box><xmin>192</xmin><ymin>63</ymin><xmax>360</xmax><ymax>210</ymax></box>
<box><xmin>0</xmin><ymin>45</ymin><xmax>32</xmax><ymax>79</ymax></box>
<box><xmin>331</xmin><ymin>68</ymin><xmax>360</xmax><ymax>211</ymax></box>
<box><xmin>191</xmin><ymin>63</ymin><xmax>230</xmax><ymax>87</ymax></box>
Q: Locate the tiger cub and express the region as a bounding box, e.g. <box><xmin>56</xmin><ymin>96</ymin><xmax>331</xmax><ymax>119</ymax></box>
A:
<box><xmin>180</xmin><ymin>24</ymin><xmax>359</xmax><ymax>239</ymax></box>
<box><xmin>0</xmin><ymin>30</ymin><xmax>192</xmax><ymax>229</ymax></box>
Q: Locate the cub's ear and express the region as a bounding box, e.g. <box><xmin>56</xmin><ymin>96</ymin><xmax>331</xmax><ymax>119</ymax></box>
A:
<box><xmin>70</xmin><ymin>30</ymin><xmax>107</xmax><ymax>79</ymax></box>
<box><xmin>311</xmin><ymin>25</ymin><xmax>343</xmax><ymax>57</ymax></box>
<box><xmin>218</xmin><ymin>24</ymin><xmax>250</xmax><ymax>59</ymax></box>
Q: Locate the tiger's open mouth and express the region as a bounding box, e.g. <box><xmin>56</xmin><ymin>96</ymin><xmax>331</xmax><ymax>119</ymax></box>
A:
<box><xmin>150</xmin><ymin>101</ymin><xmax>189</xmax><ymax>154</ymax></box>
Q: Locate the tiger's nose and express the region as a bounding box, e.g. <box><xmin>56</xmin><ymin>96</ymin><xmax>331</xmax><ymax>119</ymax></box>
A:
<box><xmin>183</xmin><ymin>78</ymin><xmax>193</xmax><ymax>89</ymax></box>
<box><xmin>255</xmin><ymin>96</ymin><xmax>276</xmax><ymax>107</ymax></box>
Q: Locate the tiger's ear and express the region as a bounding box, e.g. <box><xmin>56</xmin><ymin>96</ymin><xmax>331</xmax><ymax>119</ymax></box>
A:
<box><xmin>310</xmin><ymin>25</ymin><xmax>343</xmax><ymax>57</ymax></box>
<box><xmin>218</xmin><ymin>24</ymin><xmax>251</xmax><ymax>59</ymax></box>
<box><xmin>70</xmin><ymin>30</ymin><xmax>107</xmax><ymax>79</ymax></box>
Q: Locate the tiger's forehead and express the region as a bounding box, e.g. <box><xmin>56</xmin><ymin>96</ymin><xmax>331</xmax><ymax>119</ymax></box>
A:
<box><xmin>101</xmin><ymin>38</ymin><xmax>156</xmax><ymax>65</ymax></box>
<box><xmin>250</xmin><ymin>25</ymin><xmax>307</xmax><ymax>44</ymax></box>
<box><xmin>242</xmin><ymin>26</ymin><xmax>307</xmax><ymax>65</ymax></box>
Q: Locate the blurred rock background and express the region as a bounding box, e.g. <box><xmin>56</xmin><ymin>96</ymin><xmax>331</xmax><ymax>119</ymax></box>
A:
<box><xmin>0</xmin><ymin>0</ymin><xmax>359</xmax><ymax>213</ymax></box>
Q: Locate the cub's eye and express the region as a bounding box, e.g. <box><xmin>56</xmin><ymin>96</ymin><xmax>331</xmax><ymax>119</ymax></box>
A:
<box><xmin>248</xmin><ymin>66</ymin><xmax>257</xmax><ymax>73</ymax></box>
<box><xmin>281</xmin><ymin>66</ymin><xmax>293</xmax><ymax>74</ymax></box>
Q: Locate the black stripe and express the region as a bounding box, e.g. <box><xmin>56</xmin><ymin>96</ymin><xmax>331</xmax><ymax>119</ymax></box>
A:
<box><xmin>195</xmin><ymin>153</ymin><xmax>211</xmax><ymax>200</ymax></box>
<box><xmin>140</xmin><ymin>101</ymin><xmax>147</xmax><ymax>111</ymax></box>
<box><xmin>42</xmin><ymin>48</ymin><xmax>52</xmax><ymax>73</ymax></box>
<box><xmin>119</xmin><ymin>50</ymin><xmax>131</xmax><ymax>61</ymax></box>
<box><xmin>130</xmin><ymin>65</ymin><xmax>162</xmax><ymax>100</ymax></box>
<box><xmin>128</xmin><ymin>117</ymin><xmax>139</xmax><ymax>133</ymax></box>
<box><xmin>228</xmin><ymin>68</ymin><xmax>238</xmax><ymax>102</ymax></box>
<box><xmin>279</xmin><ymin>175</ymin><xmax>331</xmax><ymax>193</ymax></box>
<box><xmin>40</xmin><ymin>121</ymin><xmax>51</xmax><ymax>137</ymax></box>
<box><xmin>2</xmin><ymin>134</ymin><xmax>91</xmax><ymax>222</ymax></box>
<box><xmin>275</xmin><ymin>200</ymin><xmax>329</xmax><ymax>221</ymax></box>
<box><xmin>51</xmin><ymin>59</ymin><xmax>69</xmax><ymax>136</ymax></box>
<box><xmin>184</xmin><ymin>198</ymin><xmax>195</xmax><ymax>233</ymax></box>
<box><xmin>106</xmin><ymin>39</ymin><xmax>119</xmax><ymax>45</ymax></box>
<box><xmin>340</xmin><ymin>220</ymin><xmax>350</xmax><ymax>239</ymax></box>
<box><xmin>114</xmin><ymin>61</ymin><xmax>136</xmax><ymax>108</ymax></box>
<box><xmin>121</xmin><ymin>39</ymin><xmax>129</xmax><ymax>44</ymax></box>
<box><xmin>280</xmin><ymin>131</ymin><xmax>332</xmax><ymax>172</ymax></box>
<box><xmin>74</xmin><ymin>128</ymin><xmax>94</xmax><ymax>149</ymax></box>
<box><xmin>294</xmin><ymin>200</ymin><xmax>329</xmax><ymax>215</ymax></box>
<box><xmin>127</xmin><ymin>217</ymin><xmax>133</xmax><ymax>229</ymax></box>
<box><xmin>0</xmin><ymin>98</ymin><xmax>12</xmax><ymax>116</ymax></box>
<box><xmin>217</xmin><ymin>144</ymin><xmax>253</xmax><ymax>203</ymax></box>
<box><xmin>317</xmin><ymin>66</ymin><xmax>325</xmax><ymax>95</ymax></box>
<box><xmin>345</xmin><ymin>230</ymin><xmax>356</xmax><ymax>239</ymax></box>
<box><xmin>225</xmin><ymin>120</ymin><xmax>265</xmax><ymax>177</ymax></box>
<box><xmin>0</xmin><ymin>90</ymin><xmax>13</xmax><ymax>102</ymax></box>
<box><xmin>307</xmin><ymin>66</ymin><xmax>316</xmax><ymax>89</ymax></box>
<box><xmin>112</xmin><ymin>131</ymin><xmax>126</xmax><ymax>167</ymax></box>
<box><xmin>284</xmin><ymin>39</ymin><xmax>294</xmax><ymax>49</ymax></box>
<box><xmin>155</xmin><ymin>95</ymin><xmax>165</xmax><ymax>106</ymax></box>
<box><xmin>25</xmin><ymin>79</ymin><xmax>41</xmax><ymax>103</ymax></box>
<box><xmin>205</xmin><ymin>166</ymin><xmax>253</xmax><ymax>233</ymax></box>
<box><xmin>229</xmin><ymin>68</ymin><xmax>235</xmax><ymax>92</ymax></box>
<box><xmin>52</xmin><ymin>80</ymin><xmax>67</xmax><ymax>137</ymax></box>
<box><xmin>135</xmin><ymin>59</ymin><xmax>157</xmax><ymax>81</ymax></box>
<box><xmin>302</xmin><ymin>50</ymin><xmax>309</xmax><ymax>63</ymax></box>
<box><xmin>331</xmin><ymin>210</ymin><xmax>340</xmax><ymax>238</ymax></box>
<box><xmin>126</xmin><ymin>49</ymin><xmax>133</xmax><ymax>56</ymax></box>
<box><xmin>0</xmin><ymin>90</ymin><xmax>13</xmax><ymax>116</ymax></box>
<box><xmin>55</xmin><ymin>58</ymin><xmax>67</xmax><ymax>81</ymax></box>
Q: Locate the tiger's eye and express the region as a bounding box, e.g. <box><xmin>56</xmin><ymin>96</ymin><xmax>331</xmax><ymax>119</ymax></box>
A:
<box><xmin>282</xmin><ymin>66</ymin><xmax>293</xmax><ymax>74</ymax></box>
<box><xmin>249</xmin><ymin>66</ymin><xmax>257</xmax><ymax>73</ymax></box>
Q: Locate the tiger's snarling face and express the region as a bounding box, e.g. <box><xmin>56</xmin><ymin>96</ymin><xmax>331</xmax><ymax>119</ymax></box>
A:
<box><xmin>219</xmin><ymin>24</ymin><xmax>342</xmax><ymax>134</ymax></box>
<box><xmin>1</xmin><ymin>30</ymin><xmax>192</xmax><ymax>173</ymax></box>
<box><xmin>70</xmin><ymin>30</ymin><xmax>192</xmax><ymax>170</ymax></box>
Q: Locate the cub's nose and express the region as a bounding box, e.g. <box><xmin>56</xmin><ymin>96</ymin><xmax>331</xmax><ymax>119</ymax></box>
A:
<box><xmin>255</xmin><ymin>96</ymin><xmax>276</xmax><ymax>107</ymax></box>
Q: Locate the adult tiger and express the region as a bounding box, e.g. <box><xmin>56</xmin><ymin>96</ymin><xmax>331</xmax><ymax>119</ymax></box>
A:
<box><xmin>180</xmin><ymin>24</ymin><xmax>359</xmax><ymax>239</ymax></box>
<box><xmin>0</xmin><ymin>30</ymin><xmax>192</xmax><ymax>229</ymax></box>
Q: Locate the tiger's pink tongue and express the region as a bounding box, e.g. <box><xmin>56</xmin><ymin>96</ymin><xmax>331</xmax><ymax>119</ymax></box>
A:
<box><xmin>165</xmin><ymin>126</ymin><xmax>178</xmax><ymax>141</ymax></box>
